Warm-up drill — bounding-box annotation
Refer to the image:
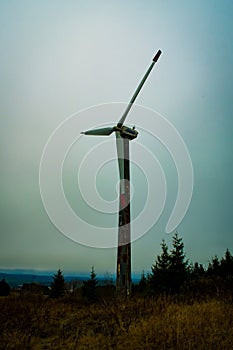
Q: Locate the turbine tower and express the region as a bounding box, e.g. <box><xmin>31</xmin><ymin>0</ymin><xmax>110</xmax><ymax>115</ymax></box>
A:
<box><xmin>81</xmin><ymin>50</ymin><xmax>162</xmax><ymax>295</ymax></box>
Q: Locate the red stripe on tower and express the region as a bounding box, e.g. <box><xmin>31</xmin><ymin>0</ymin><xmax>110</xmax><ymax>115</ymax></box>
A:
<box><xmin>120</xmin><ymin>194</ymin><xmax>126</xmax><ymax>208</ymax></box>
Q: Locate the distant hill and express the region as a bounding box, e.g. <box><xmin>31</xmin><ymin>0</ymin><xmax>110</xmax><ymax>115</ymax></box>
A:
<box><xmin>0</xmin><ymin>272</ymin><xmax>51</xmax><ymax>287</ymax></box>
<box><xmin>0</xmin><ymin>271</ymin><xmax>89</xmax><ymax>288</ymax></box>
<box><xmin>0</xmin><ymin>270</ymin><xmax>140</xmax><ymax>288</ymax></box>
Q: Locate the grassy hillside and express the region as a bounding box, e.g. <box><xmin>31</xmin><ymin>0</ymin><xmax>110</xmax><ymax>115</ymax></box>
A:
<box><xmin>0</xmin><ymin>294</ymin><xmax>233</xmax><ymax>349</ymax></box>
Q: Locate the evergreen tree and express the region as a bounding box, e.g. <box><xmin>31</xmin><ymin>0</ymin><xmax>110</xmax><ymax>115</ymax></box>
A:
<box><xmin>220</xmin><ymin>249</ymin><xmax>233</xmax><ymax>276</ymax></box>
<box><xmin>50</xmin><ymin>269</ymin><xmax>66</xmax><ymax>298</ymax></box>
<box><xmin>169</xmin><ymin>232</ymin><xmax>189</xmax><ymax>292</ymax></box>
<box><xmin>207</xmin><ymin>256</ymin><xmax>221</xmax><ymax>277</ymax></box>
<box><xmin>191</xmin><ymin>262</ymin><xmax>205</xmax><ymax>279</ymax></box>
<box><xmin>150</xmin><ymin>240</ymin><xmax>171</xmax><ymax>293</ymax></box>
<box><xmin>81</xmin><ymin>266</ymin><xmax>98</xmax><ymax>302</ymax></box>
<box><xmin>138</xmin><ymin>270</ymin><xmax>147</xmax><ymax>293</ymax></box>
<box><xmin>220</xmin><ymin>249</ymin><xmax>233</xmax><ymax>294</ymax></box>
<box><xmin>0</xmin><ymin>279</ymin><xmax>10</xmax><ymax>296</ymax></box>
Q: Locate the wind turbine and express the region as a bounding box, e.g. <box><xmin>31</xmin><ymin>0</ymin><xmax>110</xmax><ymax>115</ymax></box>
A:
<box><xmin>81</xmin><ymin>50</ymin><xmax>162</xmax><ymax>295</ymax></box>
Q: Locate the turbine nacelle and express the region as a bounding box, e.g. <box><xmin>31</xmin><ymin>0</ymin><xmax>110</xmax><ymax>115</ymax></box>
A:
<box><xmin>81</xmin><ymin>125</ymin><xmax>138</xmax><ymax>140</ymax></box>
<box><xmin>118</xmin><ymin>125</ymin><xmax>138</xmax><ymax>140</ymax></box>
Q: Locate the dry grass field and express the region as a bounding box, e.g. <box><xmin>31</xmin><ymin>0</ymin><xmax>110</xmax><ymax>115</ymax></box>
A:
<box><xmin>0</xmin><ymin>294</ymin><xmax>233</xmax><ymax>350</ymax></box>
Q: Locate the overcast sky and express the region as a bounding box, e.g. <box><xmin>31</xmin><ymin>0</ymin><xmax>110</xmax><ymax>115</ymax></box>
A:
<box><xmin>1</xmin><ymin>0</ymin><xmax>233</xmax><ymax>275</ymax></box>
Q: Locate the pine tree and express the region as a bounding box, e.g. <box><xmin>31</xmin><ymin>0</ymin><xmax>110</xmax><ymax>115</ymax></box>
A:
<box><xmin>138</xmin><ymin>270</ymin><xmax>147</xmax><ymax>293</ymax></box>
<box><xmin>207</xmin><ymin>256</ymin><xmax>221</xmax><ymax>277</ymax></box>
<box><xmin>0</xmin><ymin>279</ymin><xmax>10</xmax><ymax>296</ymax></box>
<box><xmin>220</xmin><ymin>249</ymin><xmax>233</xmax><ymax>294</ymax></box>
<box><xmin>191</xmin><ymin>262</ymin><xmax>205</xmax><ymax>279</ymax></box>
<box><xmin>220</xmin><ymin>249</ymin><xmax>233</xmax><ymax>276</ymax></box>
<box><xmin>150</xmin><ymin>239</ymin><xmax>171</xmax><ymax>293</ymax></box>
<box><xmin>169</xmin><ymin>232</ymin><xmax>189</xmax><ymax>292</ymax></box>
<box><xmin>81</xmin><ymin>266</ymin><xmax>98</xmax><ymax>302</ymax></box>
<box><xmin>157</xmin><ymin>240</ymin><xmax>170</xmax><ymax>271</ymax></box>
<box><xmin>50</xmin><ymin>269</ymin><xmax>66</xmax><ymax>298</ymax></box>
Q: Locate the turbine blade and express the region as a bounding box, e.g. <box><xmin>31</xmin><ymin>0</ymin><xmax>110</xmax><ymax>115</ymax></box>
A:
<box><xmin>117</xmin><ymin>50</ymin><xmax>162</xmax><ymax>127</ymax></box>
<box><xmin>81</xmin><ymin>127</ymin><xmax>115</xmax><ymax>136</ymax></box>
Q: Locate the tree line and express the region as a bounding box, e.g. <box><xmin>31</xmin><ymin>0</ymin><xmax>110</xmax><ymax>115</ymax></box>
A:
<box><xmin>136</xmin><ymin>232</ymin><xmax>233</xmax><ymax>299</ymax></box>
<box><xmin>1</xmin><ymin>232</ymin><xmax>233</xmax><ymax>301</ymax></box>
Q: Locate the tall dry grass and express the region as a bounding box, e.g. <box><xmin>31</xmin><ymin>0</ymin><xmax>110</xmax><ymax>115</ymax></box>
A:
<box><xmin>0</xmin><ymin>294</ymin><xmax>232</xmax><ymax>349</ymax></box>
